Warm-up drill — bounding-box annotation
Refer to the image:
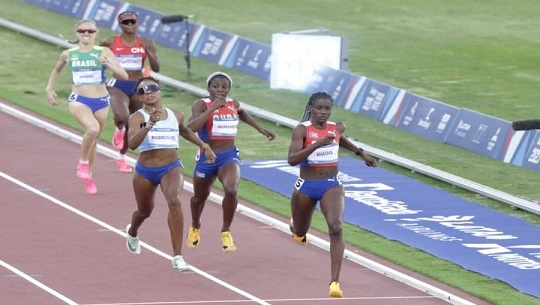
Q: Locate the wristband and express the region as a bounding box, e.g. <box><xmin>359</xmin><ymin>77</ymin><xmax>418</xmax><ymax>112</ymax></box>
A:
<box><xmin>145</xmin><ymin>121</ymin><xmax>155</xmax><ymax>130</ymax></box>
<box><xmin>355</xmin><ymin>148</ymin><xmax>364</xmax><ymax>156</ymax></box>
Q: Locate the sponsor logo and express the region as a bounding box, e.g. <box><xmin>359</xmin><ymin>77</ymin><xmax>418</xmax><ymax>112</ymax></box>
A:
<box><xmin>131</xmin><ymin>47</ymin><xmax>145</xmax><ymax>54</ymax></box>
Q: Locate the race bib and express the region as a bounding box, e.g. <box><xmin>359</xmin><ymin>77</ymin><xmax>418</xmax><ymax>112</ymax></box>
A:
<box><xmin>72</xmin><ymin>70</ymin><xmax>102</xmax><ymax>85</ymax></box>
<box><xmin>294</xmin><ymin>177</ymin><xmax>305</xmax><ymax>191</ymax></box>
<box><xmin>307</xmin><ymin>143</ymin><xmax>339</xmax><ymax>165</ymax></box>
<box><xmin>211</xmin><ymin>117</ymin><xmax>239</xmax><ymax>137</ymax></box>
<box><xmin>147</xmin><ymin>130</ymin><xmax>178</xmax><ymax>146</ymax></box>
<box><xmin>116</xmin><ymin>55</ymin><xmax>143</xmax><ymax>70</ymax></box>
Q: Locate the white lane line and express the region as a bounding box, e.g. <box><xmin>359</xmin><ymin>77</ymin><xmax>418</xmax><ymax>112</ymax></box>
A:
<box><xmin>80</xmin><ymin>295</ymin><xmax>437</xmax><ymax>304</ymax></box>
<box><xmin>0</xmin><ymin>171</ymin><xmax>271</xmax><ymax>305</ymax></box>
<box><xmin>0</xmin><ymin>259</ymin><xmax>79</xmax><ymax>305</ymax></box>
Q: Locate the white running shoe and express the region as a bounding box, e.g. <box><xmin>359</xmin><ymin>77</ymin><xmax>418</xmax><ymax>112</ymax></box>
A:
<box><xmin>125</xmin><ymin>224</ymin><xmax>141</xmax><ymax>255</ymax></box>
<box><xmin>172</xmin><ymin>255</ymin><xmax>190</xmax><ymax>272</ymax></box>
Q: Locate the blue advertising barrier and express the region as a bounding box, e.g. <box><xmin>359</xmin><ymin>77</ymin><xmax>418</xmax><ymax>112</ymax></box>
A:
<box><xmin>393</xmin><ymin>92</ymin><xmax>460</xmax><ymax>143</ymax></box>
<box><xmin>223</xmin><ymin>37</ymin><xmax>271</xmax><ymax>80</ymax></box>
<box><xmin>303</xmin><ymin>65</ymin><xmax>357</xmax><ymax>108</ymax></box>
<box><xmin>240</xmin><ymin>158</ymin><xmax>540</xmax><ymax>298</ymax></box>
<box><xmin>347</xmin><ymin>78</ymin><xmax>401</xmax><ymax>122</ymax></box>
<box><xmin>154</xmin><ymin>22</ymin><xmax>200</xmax><ymax>53</ymax></box>
<box><xmin>81</xmin><ymin>0</ymin><xmax>125</xmax><ymax>30</ymax></box>
<box><xmin>190</xmin><ymin>28</ymin><xmax>237</xmax><ymax>65</ymax></box>
<box><xmin>445</xmin><ymin>109</ymin><xmax>512</xmax><ymax>160</ymax></box>
<box><xmin>29</xmin><ymin>0</ymin><xmax>90</xmax><ymax>18</ymax></box>
<box><xmin>518</xmin><ymin>131</ymin><xmax>540</xmax><ymax>171</ymax></box>
<box><xmin>503</xmin><ymin>129</ymin><xmax>540</xmax><ymax>170</ymax></box>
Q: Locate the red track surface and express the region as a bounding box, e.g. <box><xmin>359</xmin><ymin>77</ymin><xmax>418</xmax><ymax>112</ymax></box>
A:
<box><xmin>0</xmin><ymin>104</ymin><xmax>493</xmax><ymax>305</ymax></box>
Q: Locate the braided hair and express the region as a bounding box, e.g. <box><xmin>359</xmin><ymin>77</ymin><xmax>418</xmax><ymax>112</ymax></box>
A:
<box><xmin>299</xmin><ymin>92</ymin><xmax>333</xmax><ymax>122</ymax></box>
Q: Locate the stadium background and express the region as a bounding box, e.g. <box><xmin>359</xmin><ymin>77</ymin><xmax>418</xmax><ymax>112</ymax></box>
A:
<box><xmin>1</xmin><ymin>1</ymin><xmax>539</xmax><ymax>304</ymax></box>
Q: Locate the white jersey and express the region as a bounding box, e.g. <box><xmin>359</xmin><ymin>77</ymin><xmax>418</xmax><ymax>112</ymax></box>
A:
<box><xmin>137</xmin><ymin>108</ymin><xmax>180</xmax><ymax>152</ymax></box>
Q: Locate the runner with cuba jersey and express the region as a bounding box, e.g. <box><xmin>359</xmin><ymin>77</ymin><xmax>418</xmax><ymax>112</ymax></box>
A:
<box><xmin>197</xmin><ymin>97</ymin><xmax>239</xmax><ymax>140</ymax></box>
<box><xmin>194</xmin><ymin>97</ymin><xmax>241</xmax><ymax>177</ymax></box>
<box><xmin>186</xmin><ymin>72</ymin><xmax>276</xmax><ymax>253</ymax></box>
<box><xmin>301</xmin><ymin>121</ymin><xmax>340</xmax><ymax>167</ymax></box>
<box><xmin>295</xmin><ymin>120</ymin><xmax>342</xmax><ymax>201</ymax></box>
<box><xmin>286</xmin><ymin>92</ymin><xmax>377</xmax><ymax>298</ymax></box>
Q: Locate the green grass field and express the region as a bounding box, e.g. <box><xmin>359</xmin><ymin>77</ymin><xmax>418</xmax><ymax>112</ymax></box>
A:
<box><xmin>1</xmin><ymin>1</ymin><xmax>540</xmax><ymax>304</ymax></box>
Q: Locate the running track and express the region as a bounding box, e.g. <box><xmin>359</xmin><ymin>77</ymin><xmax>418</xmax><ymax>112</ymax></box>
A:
<box><xmin>0</xmin><ymin>102</ymin><xmax>493</xmax><ymax>305</ymax></box>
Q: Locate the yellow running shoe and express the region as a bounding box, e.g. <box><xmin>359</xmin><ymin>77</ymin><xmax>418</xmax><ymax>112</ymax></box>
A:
<box><xmin>221</xmin><ymin>231</ymin><xmax>237</xmax><ymax>252</ymax></box>
<box><xmin>329</xmin><ymin>282</ymin><xmax>343</xmax><ymax>298</ymax></box>
<box><xmin>289</xmin><ymin>218</ymin><xmax>307</xmax><ymax>245</ymax></box>
<box><xmin>292</xmin><ymin>233</ymin><xmax>307</xmax><ymax>245</ymax></box>
<box><xmin>186</xmin><ymin>227</ymin><xmax>200</xmax><ymax>248</ymax></box>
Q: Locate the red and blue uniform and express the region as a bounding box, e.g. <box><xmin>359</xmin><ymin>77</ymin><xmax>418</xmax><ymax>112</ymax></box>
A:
<box><xmin>196</xmin><ymin>97</ymin><xmax>239</xmax><ymax>140</ymax></box>
<box><xmin>295</xmin><ymin>121</ymin><xmax>342</xmax><ymax>201</ymax></box>
<box><xmin>107</xmin><ymin>35</ymin><xmax>147</xmax><ymax>96</ymax></box>
<box><xmin>301</xmin><ymin>121</ymin><xmax>340</xmax><ymax>167</ymax></box>
<box><xmin>194</xmin><ymin>97</ymin><xmax>241</xmax><ymax>179</ymax></box>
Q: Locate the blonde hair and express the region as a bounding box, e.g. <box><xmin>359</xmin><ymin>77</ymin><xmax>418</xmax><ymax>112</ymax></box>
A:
<box><xmin>62</xmin><ymin>19</ymin><xmax>98</xmax><ymax>44</ymax></box>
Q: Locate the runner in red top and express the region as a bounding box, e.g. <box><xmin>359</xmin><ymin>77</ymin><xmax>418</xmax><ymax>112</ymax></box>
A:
<box><xmin>287</xmin><ymin>92</ymin><xmax>377</xmax><ymax>298</ymax></box>
<box><xmin>100</xmin><ymin>11</ymin><xmax>160</xmax><ymax>173</ymax></box>
<box><xmin>185</xmin><ymin>72</ymin><xmax>276</xmax><ymax>253</ymax></box>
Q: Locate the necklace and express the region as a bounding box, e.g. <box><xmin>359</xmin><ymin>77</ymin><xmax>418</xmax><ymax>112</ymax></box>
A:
<box><xmin>143</xmin><ymin>107</ymin><xmax>165</xmax><ymax>114</ymax></box>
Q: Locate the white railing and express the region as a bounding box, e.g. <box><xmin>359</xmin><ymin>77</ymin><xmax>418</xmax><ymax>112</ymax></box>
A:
<box><xmin>1</xmin><ymin>16</ymin><xmax>538</xmax><ymax>215</ymax></box>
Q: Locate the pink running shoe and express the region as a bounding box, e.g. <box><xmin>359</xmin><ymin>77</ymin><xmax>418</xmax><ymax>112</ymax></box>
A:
<box><xmin>112</xmin><ymin>127</ymin><xmax>125</xmax><ymax>150</ymax></box>
<box><xmin>84</xmin><ymin>178</ymin><xmax>97</xmax><ymax>195</ymax></box>
<box><xmin>76</xmin><ymin>163</ymin><xmax>91</xmax><ymax>179</ymax></box>
<box><xmin>116</xmin><ymin>158</ymin><xmax>133</xmax><ymax>173</ymax></box>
